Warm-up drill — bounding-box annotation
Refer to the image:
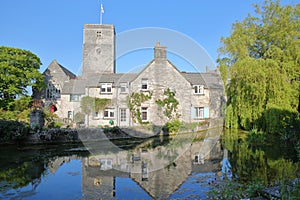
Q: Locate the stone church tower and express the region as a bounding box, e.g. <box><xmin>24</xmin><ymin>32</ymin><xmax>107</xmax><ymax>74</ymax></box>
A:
<box><xmin>82</xmin><ymin>24</ymin><xmax>115</xmax><ymax>76</ymax></box>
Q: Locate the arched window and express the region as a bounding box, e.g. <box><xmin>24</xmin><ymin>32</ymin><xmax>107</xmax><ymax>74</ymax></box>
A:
<box><xmin>46</xmin><ymin>81</ymin><xmax>61</xmax><ymax>99</ymax></box>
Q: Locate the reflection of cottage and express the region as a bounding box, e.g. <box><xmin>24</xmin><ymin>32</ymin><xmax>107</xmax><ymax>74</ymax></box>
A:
<box><xmin>33</xmin><ymin>21</ymin><xmax>223</xmax><ymax>127</ymax></box>
<box><xmin>81</xmin><ymin>130</ymin><xmax>223</xmax><ymax>199</ymax></box>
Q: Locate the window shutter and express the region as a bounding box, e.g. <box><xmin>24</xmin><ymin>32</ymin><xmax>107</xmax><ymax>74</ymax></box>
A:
<box><xmin>191</xmin><ymin>107</ymin><xmax>196</xmax><ymax>119</ymax></box>
<box><xmin>204</xmin><ymin>107</ymin><xmax>209</xmax><ymax>118</ymax></box>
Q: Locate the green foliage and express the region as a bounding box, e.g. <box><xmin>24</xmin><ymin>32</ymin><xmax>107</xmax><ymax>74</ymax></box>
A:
<box><xmin>0</xmin><ymin>109</ymin><xmax>18</xmax><ymax>120</ymax></box>
<box><xmin>208</xmin><ymin>178</ymin><xmax>264</xmax><ymax>199</ymax></box>
<box><xmin>13</xmin><ymin>96</ymin><xmax>32</xmax><ymax>112</ymax></box>
<box><xmin>246</xmin><ymin>129</ymin><xmax>266</xmax><ymax>146</ymax></box>
<box><xmin>296</xmin><ymin>142</ymin><xmax>300</xmax><ymax>161</ymax></box>
<box><xmin>80</xmin><ymin>96</ymin><xmax>111</xmax><ymax>115</ymax></box>
<box><xmin>222</xmin><ymin>129</ymin><xmax>299</xmax><ymax>187</ymax></box>
<box><xmin>53</xmin><ymin>121</ymin><xmax>63</xmax><ymax>128</ymax></box>
<box><xmin>219</xmin><ymin>1</ymin><xmax>300</xmax><ymax>132</ymax></box>
<box><xmin>43</xmin><ymin>109</ymin><xmax>58</xmax><ymax>128</ymax></box>
<box><xmin>0</xmin><ymin>109</ymin><xmax>31</xmax><ymax>123</ymax></box>
<box><xmin>225</xmin><ymin>104</ymin><xmax>238</xmax><ymax>129</ymax></box>
<box><xmin>0</xmin><ymin>162</ymin><xmax>32</xmax><ymax>188</ymax></box>
<box><xmin>128</xmin><ymin>92</ymin><xmax>152</xmax><ymax>124</ymax></box>
<box><xmin>217</xmin><ymin>57</ymin><xmax>230</xmax><ymax>87</ymax></box>
<box><xmin>17</xmin><ymin>109</ymin><xmax>31</xmax><ymax>123</ymax></box>
<box><xmin>164</xmin><ymin>119</ymin><xmax>183</xmax><ymax>134</ymax></box>
<box><xmin>0</xmin><ymin>120</ymin><xmax>30</xmax><ymax>141</ymax></box>
<box><xmin>263</xmin><ymin>104</ymin><xmax>300</xmax><ymax>135</ymax></box>
<box><xmin>103</xmin><ymin>126</ymin><xmax>123</xmax><ymax>135</ymax></box>
<box><xmin>0</xmin><ymin>96</ymin><xmax>32</xmax><ymax>123</ymax></box>
<box><xmin>155</xmin><ymin>88</ymin><xmax>180</xmax><ymax>120</ymax></box>
<box><xmin>217</xmin><ymin>129</ymin><xmax>300</xmax><ymax>199</ymax></box>
<box><xmin>74</xmin><ymin>112</ymin><xmax>85</xmax><ymax>123</ymax></box>
<box><xmin>0</xmin><ymin>46</ymin><xmax>44</xmax><ymax>110</ymax></box>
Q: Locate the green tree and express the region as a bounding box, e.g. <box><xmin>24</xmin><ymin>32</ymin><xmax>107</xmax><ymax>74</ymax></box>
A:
<box><xmin>0</xmin><ymin>46</ymin><xmax>44</xmax><ymax>109</ymax></box>
<box><xmin>13</xmin><ymin>96</ymin><xmax>32</xmax><ymax>112</ymax></box>
<box><xmin>219</xmin><ymin>1</ymin><xmax>300</xmax><ymax>132</ymax></box>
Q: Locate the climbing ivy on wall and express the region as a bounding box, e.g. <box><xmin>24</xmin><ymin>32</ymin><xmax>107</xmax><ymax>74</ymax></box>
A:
<box><xmin>127</xmin><ymin>92</ymin><xmax>152</xmax><ymax>124</ymax></box>
<box><xmin>80</xmin><ymin>96</ymin><xmax>111</xmax><ymax>115</ymax></box>
<box><xmin>156</xmin><ymin>88</ymin><xmax>180</xmax><ymax>120</ymax></box>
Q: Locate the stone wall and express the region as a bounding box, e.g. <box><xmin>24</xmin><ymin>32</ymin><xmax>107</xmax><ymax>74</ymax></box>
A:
<box><xmin>82</xmin><ymin>24</ymin><xmax>115</xmax><ymax>76</ymax></box>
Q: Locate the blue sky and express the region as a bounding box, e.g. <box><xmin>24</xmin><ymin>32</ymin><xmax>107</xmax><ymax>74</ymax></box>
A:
<box><xmin>0</xmin><ymin>0</ymin><xmax>296</xmax><ymax>74</ymax></box>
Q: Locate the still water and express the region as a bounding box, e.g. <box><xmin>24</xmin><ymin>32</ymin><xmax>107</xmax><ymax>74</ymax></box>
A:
<box><xmin>0</xmin><ymin>128</ymin><xmax>298</xmax><ymax>199</ymax></box>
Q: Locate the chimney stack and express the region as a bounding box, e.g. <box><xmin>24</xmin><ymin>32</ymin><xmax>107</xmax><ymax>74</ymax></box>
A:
<box><xmin>154</xmin><ymin>42</ymin><xmax>167</xmax><ymax>62</ymax></box>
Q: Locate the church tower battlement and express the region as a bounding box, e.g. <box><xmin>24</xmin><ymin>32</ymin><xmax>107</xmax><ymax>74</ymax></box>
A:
<box><xmin>82</xmin><ymin>24</ymin><xmax>115</xmax><ymax>76</ymax></box>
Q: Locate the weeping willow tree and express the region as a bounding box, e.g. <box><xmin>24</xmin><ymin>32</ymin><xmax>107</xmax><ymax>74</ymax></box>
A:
<box><xmin>219</xmin><ymin>0</ymin><xmax>300</xmax><ymax>133</ymax></box>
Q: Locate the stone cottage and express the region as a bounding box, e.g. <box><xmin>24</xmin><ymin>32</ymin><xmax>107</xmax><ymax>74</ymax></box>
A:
<box><xmin>33</xmin><ymin>23</ymin><xmax>224</xmax><ymax>127</ymax></box>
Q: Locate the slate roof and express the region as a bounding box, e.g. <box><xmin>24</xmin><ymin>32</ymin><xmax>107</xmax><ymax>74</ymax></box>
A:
<box><xmin>201</xmin><ymin>73</ymin><xmax>223</xmax><ymax>89</ymax></box>
<box><xmin>44</xmin><ymin>60</ymin><xmax>76</xmax><ymax>79</ymax></box>
<box><xmin>85</xmin><ymin>73</ymin><xmax>137</xmax><ymax>87</ymax></box>
<box><xmin>58</xmin><ymin>63</ymin><xmax>76</xmax><ymax>79</ymax></box>
<box><xmin>61</xmin><ymin>79</ymin><xmax>86</xmax><ymax>94</ymax></box>
<box><xmin>181</xmin><ymin>72</ymin><xmax>207</xmax><ymax>87</ymax></box>
<box><xmin>60</xmin><ymin>68</ymin><xmax>222</xmax><ymax>94</ymax></box>
<box><xmin>61</xmin><ymin>73</ymin><xmax>138</xmax><ymax>94</ymax></box>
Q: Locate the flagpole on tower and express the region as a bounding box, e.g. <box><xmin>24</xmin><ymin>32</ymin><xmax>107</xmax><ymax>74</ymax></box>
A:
<box><xmin>100</xmin><ymin>3</ymin><xmax>104</xmax><ymax>24</ymax></box>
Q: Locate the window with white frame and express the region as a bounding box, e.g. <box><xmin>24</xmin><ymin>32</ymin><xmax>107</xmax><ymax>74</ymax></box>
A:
<box><xmin>100</xmin><ymin>159</ymin><xmax>112</xmax><ymax>170</ymax></box>
<box><xmin>120</xmin><ymin>83</ymin><xmax>127</xmax><ymax>93</ymax></box>
<box><xmin>194</xmin><ymin>85</ymin><xmax>204</xmax><ymax>94</ymax></box>
<box><xmin>141</xmin><ymin>79</ymin><xmax>148</xmax><ymax>90</ymax></box>
<box><xmin>195</xmin><ymin>107</ymin><xmax>204</xmax><ymax>119</ymax></box>
<box><xmin>141</xmin><ymin>107</ymin><xmax>148</xmax><ymax>121</ymax></box>
<box><xmin>104</xmin><ymin>108</ymin><xmax>114</xmax><ymax>118</ymax></box>
<box><xmin>100</xmin><ymin>83</ymin><xmax>112</xmax><ymax>94</ymax></box>
<box><xmin>70</xmin><ymin>94</ymin><xmax>80</xmax><ymax>102</ymax></box>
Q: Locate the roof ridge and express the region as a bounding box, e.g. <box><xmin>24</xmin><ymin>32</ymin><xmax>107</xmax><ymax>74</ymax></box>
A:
<box><xmin>57</xmin><ymin>62</ymin><xmax>76</xmax><ymax>78</ymax></box>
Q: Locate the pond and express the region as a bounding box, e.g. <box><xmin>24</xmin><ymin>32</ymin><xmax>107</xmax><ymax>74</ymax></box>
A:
<box><xmin>0</xmin><ymin>128</ymin><xmax>299</xmax><ymax>199</ymax></box>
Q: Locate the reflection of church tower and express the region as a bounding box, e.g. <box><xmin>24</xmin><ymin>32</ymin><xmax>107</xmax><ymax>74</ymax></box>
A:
<box><xmin>81</xmin><ymin>158</ymin><xmax>116</xmax><ymax>200</ymax></box>
<box><xmin>82</xmin><ymin>24</ymin><xmax>115</xmax><ymax>77</ymax></box>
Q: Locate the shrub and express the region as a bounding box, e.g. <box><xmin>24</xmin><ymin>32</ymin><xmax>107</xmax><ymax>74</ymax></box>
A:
<box><xmin>0</xmin><ymin>120</ymin><xmax>30</xmax><ymax>141</ymax></box>
<box><xmin>164</xmin><ymin>120</ymin><xmax>183</xmax><ymax>134</ymax></box>
<box><xmin>54</xmin><ymin>121</ymin><xmax>63</xmax><ymax>128</ymax></box>
<box><xmin>74</xmin><ymin>112</ymin><xmax>85</xmax><ymax>123</ymax></box>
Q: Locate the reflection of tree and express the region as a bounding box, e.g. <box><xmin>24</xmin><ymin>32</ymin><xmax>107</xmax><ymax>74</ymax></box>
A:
<box><xmin>222</xmin><ymin>129</ymin><xmax>239</xmax><ymax>152</ymax></box>
<box><xmin>0</xmin><ymin>161</ymin><xmax>45</xmax><ymax>198</ymax></box>
<box><xmin>232</xmin><ymin>142</ymin><xmax>268</xmax><ymax>184</ymax></box>
<box><xmin>0</xmin><ymin>162</ymin><xmax>33</xmax><ymax>188</ymax></box>
<box><xmin>0</xmin><ymin>143</ymin><xmax>89</xmax><ymax>198</ymax></box>
<box><xmin>156</xmin><ymin>134</ymin><xmax>194</xmax><ymax>164</ymax></box>
<box><xmin>223</xmin><ymin>129</ymin><xmax>299</xmax><ymax>186</ymax></box>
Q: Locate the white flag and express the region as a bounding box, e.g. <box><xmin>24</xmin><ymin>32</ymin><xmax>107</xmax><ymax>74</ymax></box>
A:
<box><xmin>101</xmin><ymin>4</ymin><xmax>104</xmax><ymax>13</ymax></box>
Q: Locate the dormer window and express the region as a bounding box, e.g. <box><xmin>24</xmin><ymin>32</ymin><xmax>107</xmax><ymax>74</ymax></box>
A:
<box><xmin>100</xmin><ymin>83</ymin><xmax>112</xmax><ymax>94</ymax></box>
<box><xmin>141</xmin><ymin>79</ymin><xmax>148</xmax><ymax>90</ymax></box>
<box><xmin>194</xmin><ymin>85</ymin><xmax>204</xmax><ymax>95</ymax></box>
